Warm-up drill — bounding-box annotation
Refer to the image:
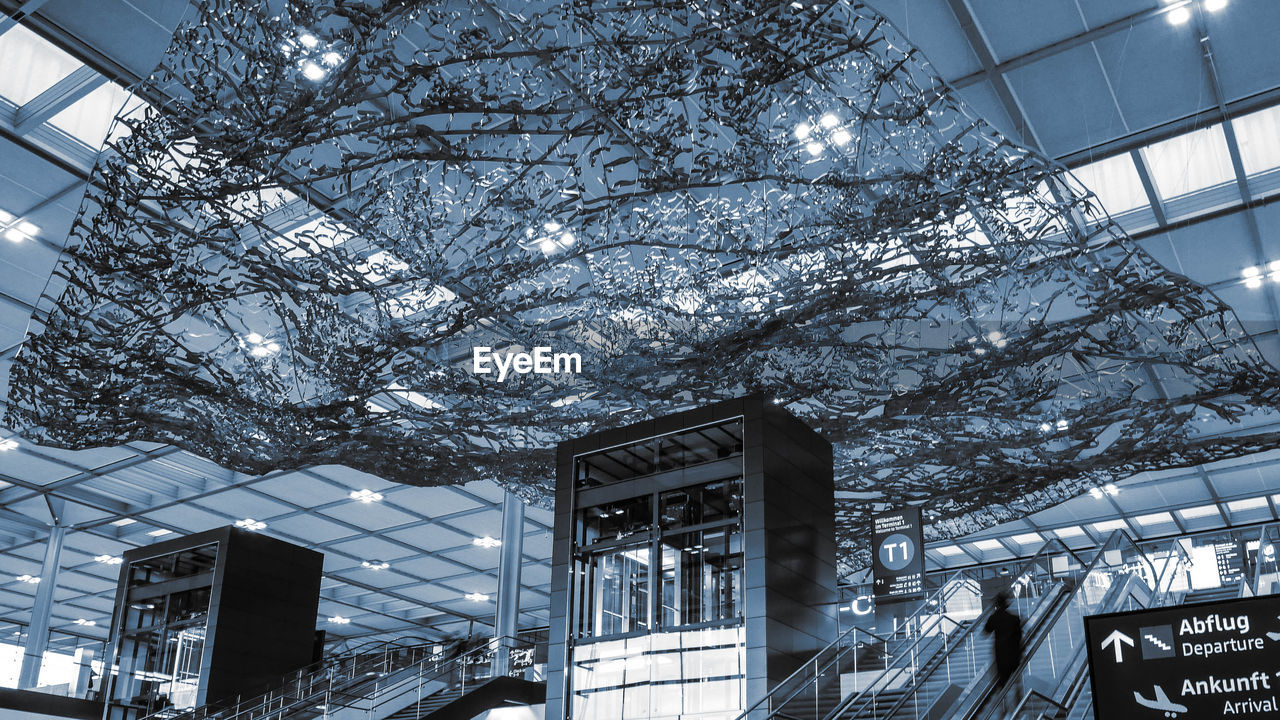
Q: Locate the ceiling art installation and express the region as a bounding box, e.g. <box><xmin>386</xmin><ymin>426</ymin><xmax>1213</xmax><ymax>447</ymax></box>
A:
<box><xmin>8</xmin><ymin>0</ymin><xmax>1280</xmax><ymax>571</ymax></box>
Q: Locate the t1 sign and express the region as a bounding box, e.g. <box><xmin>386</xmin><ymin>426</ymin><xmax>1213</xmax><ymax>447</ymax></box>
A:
<box><xmin>871</xmin><ymin>507</ymin><xmax>925</xmax><ymax>601</ymax></box>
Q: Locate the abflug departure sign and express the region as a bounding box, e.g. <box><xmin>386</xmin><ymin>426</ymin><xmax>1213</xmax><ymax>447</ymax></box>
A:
<box><xmin>1085</xmin><ymin>594</ymin><xmax>1280</xmax><ymax>719</ymax></box>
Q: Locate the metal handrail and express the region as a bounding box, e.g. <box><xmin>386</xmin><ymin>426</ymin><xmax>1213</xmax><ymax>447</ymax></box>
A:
<box><xmin>813</xmin><ymin>539</ymin><xmax>1082</xmax><ymax>720</ymax></box>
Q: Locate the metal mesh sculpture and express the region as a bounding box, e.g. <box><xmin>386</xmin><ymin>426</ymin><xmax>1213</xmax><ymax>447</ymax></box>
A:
<box><xmin>9</xmin><ymin>0</ymin><xmax>1280</xmax><ymax>570</ymax></box>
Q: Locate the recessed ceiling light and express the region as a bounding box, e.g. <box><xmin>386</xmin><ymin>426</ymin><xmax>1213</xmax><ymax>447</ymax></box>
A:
<box><xmin>1092</xmin><ymin>519</ymin><xmax>1127</xmax><ymax>532</ymax></box>
<box><xmin>793</xmin><ymin>122</ymin><xmax>811</xmax><ymax>141</ymax></box>
<box><xmin>349</xmin><ymin>489</ymin><xmax>384</xmax><ymax>503</ymax></box>
<box><xmin>1089</xmin><ymin>487</ymin><xmax>1104</xmax><ymax>499</ymax></box>
<box><xmin>1204</xmin><ymin>0</ymin><xmax>1227</xmax><ymax>11</ymax></box>
<box><xmin>111</xmin><ymin>518</ymin><xmax>136</xmax><ymax>526</ymax></box>
<box><xmin>301</xmin><ymin>61</ymin><xmax>327</xmax><ymax>81</ymax></box>
<box><xmin>94</xmin><ymin>555</ymin><xmax>123</xmax><ymax>565</ymax></box>
<box><xmin>1010</xmin><ymin>532</ymin><xmax>1042</xmax><ymax>545</ymax></box>
<box><xmin>73</xmin><ymin>618</ymin><xmax>96</xmax><ymax>626</ymax></box>
<box><xmin>235</xmin><ymin>518</ymin><xmax>266</xmax><ymax>531</ymax></box>
<box><xmin>1135</xmin><ymin>512</ymin><xmax>1173</xmax><ymax>526</ymax></box>
<box><xmin>147</xmin><ymin>529</ymin><xmax>173</xmax><ymax>537</ymax></box>
<box><xmin>328</xmin><ymin>616</ymin><xmax>351</xmax><ymax>624</ymax></box>
<box><xmin>472</xmin><ymin>536</ymin><xmax>502</xmax><ymax>549</ymax></box>
<box><xmin>2</xmin><ymin>228</ymin><xmax>25</xmax><ymax>243</ymax></box>
<box><xmin>0</xmin><ymin>438</ymin><xmax>17</xmax><ymax>451</ymax></box>
<box><xmin>16</xmin><ymin>575</ymin><xmax>39</xmax><ymax>584</ymax></box>
<box><xmin>831</xmin><ymin>129</ymin><xmax>852</xmax><ymax>146</ymax></box>
<box><xmin>972</xmin><ymin>539</ymin><xmax>1002</xmax><ymax>551</ymax></box>
<box><xmin>298</xmin><ymin>33</ymin><xmax>319</xmax><ymax>48</ymax></box>
<box><xmin>819</xmin><ymin>113</ymin><xmax>839</xmax><ymax>129</ymax></box>
<box><xmin>361</xmin><ymin>560</ymin><xmax>390</xmax><ymax>570</ymax></box>
<box><xmin>1167</xmin><ymin>5</ymin><xmax>1192</xmax><ymax>24</ymax></box>
<box><xmin>15</xmin><ymin>221</ymin><xmax>38</xmax><ymax>237</ymax></box>
<box><xmin>1227</xmin><ymin>497</ymin><xmax>1268</xmax><ymax>512</ymax></box>
<box><xmin>1103</xmin><ymin>483</ymin><xmax>1119</xmax><ymax>495</ymax></box>
<box><xmin>322</xmin><ymin>51</ymin><xmax>343</xmax><ymax>67</ymax></box>
<box><xmin>1054</xmin><ymin>526</ymin><xmax>1085</xmax><ymax>538</ymax></box>
<box><xmin>935</xmin><ymin>545</ymin><xmax>963</xmax><ymax>556</ymax></box>
<box><xmin>464</xmin><ymin>592</ymin><xmax>490</xmax><ymax>602</ymax></box>
<box><xmin>805</xmin><ymin>141</ymin><xmax>824</xmax><ymax>157</ymax></box>
<box><xmin>1178</xmin><ymin>504</ymin><xmax>1218</xmax><ymax>519</ymax></box>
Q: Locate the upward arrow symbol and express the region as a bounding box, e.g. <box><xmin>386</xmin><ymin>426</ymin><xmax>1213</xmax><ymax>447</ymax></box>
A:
<box><xmin>1101</xmin><ymin>630</ymin><xmax>1135</xmax><ymax>663</ymax></box>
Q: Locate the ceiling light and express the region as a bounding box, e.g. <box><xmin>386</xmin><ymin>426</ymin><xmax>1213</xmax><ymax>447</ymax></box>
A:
<box><xmin>94</xmin><ymin>555</ymin><xmax>123</xmax><ymax>565</ymax></box>
<box><xmin>819</xmin><ymin>113</ymin><xmax>839</xmax><ymax>129</ymax></box>
<box><xmin>935</xmin><ymin>545</ymin><xmax>963</xmax><ymax>556</ymax></box>
<box><xmin>16</xmin><ymin>575</ymin><xmax>39</xmax><ymax>584</ymax></box>
<box><xmin>539</xmin><ymin>238</ymin><xmax>558</xmax><ymax>255</ymax></box>
<box><xmin>250</xmin><ymin>345</ymin><xmax>273</xmax><ymax>358</ymax></box>
<box><xmin>464</xmin><ymin>592</ymin><xmax>490</xmax><ymax>602</ymax></box>
<box><xmin>831</xmin><ymin>129</ymin><xmax>852</xmax><ymax>146</ymax></box>
<box><xmin>972</xmin><ymin>539</ymin><xmax>1002</xmax><ymax>551</ymax></box>
<box><xmin>349</xmin><ymin>489</ymin><xmax>384</xmax><ymax>503</ymax></box>
<box><xmin>1054</xmin><ymin>526</ymin><xmax>1085</xmax><ymax>538</ymax></box>
<box><xmin>301</xmin><ymin>61</ymin><xmax>327</xmax><ymax>81</ymax></box>
<box><xmin>1178</xmin><ymin>504</ymin><xmax>1218</xmax><ymax>519</ymax></box>
<box><xmin>328</xmin><ymin>616</ymin><xmax>351</xmax><ymax>624</ymax></box>
<box><xmin>1092</xmin><ymin>519</ymin><xmax>1127</xmax><ymax>532</ymax></box>
<box><xmin>793</xmin><ymin>122</ymin><xmax>811</xmax><ymax>141</ymax></box>
<box><xmin>322</xmin><ymin>51</ymin><xmax>343</xmax><ymax>67</ymax></box>
<box><xmin>543</xmin><ymin>221</ymin><xmax>562</xmax><ymax>232</ymax></box>
<box><xmin>0</xmin><ymin>438</ymin><xmax>17</xmax><ymax>451</ymax></box>
<box><xmin>1038</xmin><ymin>422</ymin><xmax>1052</xmax><ymax>433</ymax></box>
<box><xmin>3</xmin><ymin>227</ymin><xmax>27</xmax><ymax>242</ymax></box>
<box><xmin>1204</xmin><ymin>0</ymin><xmax>1227</xmax><ymax>10</ymax></box>
<box><xmin>246</xmin><ymin>332</ymin><xmax>264</xmax><ymax>344</ymax></box>
<box><xmin>111</xmin><ymin>518</ymin><xmax>136</xmax><ymax>526</ymax></box>
<box><xmin>1010</xmin><ymin>532</ymin><xmax>1042</xmax><ymax>544</ymax></box>
<box><xmin>16</xmin><ymin>221</ymin><xmax>38</xmax><ymax>237</ymax></box>
<box><xmin>1167</xmin><ymin>5</ymin><xmax>1192</xmax><ymax>24</ymax></box>
<box><xmin>1103</xmin><ymin>483</ymin><xmax>1119</xmax><ymax>495</ymax></box>
<box><xmin>1055</xmin><ymin>419</ymin><xmax>1069</xmax><ymax>431</ymax></box>
<box><xmin>1135</xmin><ymin>512</ymin><xmax>1173</xmax><ymax>526</ymax></box>
<box><xmin>73</xmin><ymin>619</ymin><xmax>96</xmax><ymax>626</ymax></box>
<box><xmin>0</xmin><ymin>209</ymin><xmax>12</xmax><ymax>224</ymax></box>
<box><xmin>1227</xmin><ymin>497</ymin><xmax>1268</xmax><ymax>512</ymax></box>
<box><xmin>560</xmin><ymin>230</ymin><xmax>575</xmax><ymax>247</ymax></box>
<box><xmin>472</xmin><ymin>536</ymin><xmax>502</xmax><ymax>548</ymax></box>
<box><xmin>1089</xmin><ymin>487</ymin><xmax>1104</xmax><ymax>499</ymax></box>
<box><xmin>361</xmin><ymin>560</ymin><xmax>390</xmax><ymax>570</ymax></box>
<box><xmin>235</xmin><ymin>518</ymin><xmax>266</xmax><ymax>531</ymax></box>
<box><xmin>805</xmin><ymin>141</ymin><xmax>823</xmax><ymax>156</ymax></box>
<box><xmin>147</xmin><ymin>529</ymin><xmax>173</xmax><ymax>537</ymax></box>
<box><xmin>1243</xmin><ymin>266</ymin><xmax>1263</xmax><ymax>288</ymax></box>
<box><xmin>298</xmin><ymin>33</ymin><xmax>319</xmax><ymax>48</ymax></box>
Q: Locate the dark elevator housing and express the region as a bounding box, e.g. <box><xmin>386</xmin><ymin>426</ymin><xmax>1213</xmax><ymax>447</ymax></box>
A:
<box><xmin>547</xmin><ymin>394</ymin><xmax>836</xmax><ymax>719</ymax></box>
<box><xmin>102</xmin><ymin>526</ymin><xmax>323</xmax><ymax>720</ymax></box>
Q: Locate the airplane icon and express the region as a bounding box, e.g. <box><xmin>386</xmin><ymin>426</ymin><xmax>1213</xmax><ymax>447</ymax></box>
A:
<box><xmin>1134</xmin><ymin>685</ymin><xmax>1188</xmax><ymax>718</ymax></box>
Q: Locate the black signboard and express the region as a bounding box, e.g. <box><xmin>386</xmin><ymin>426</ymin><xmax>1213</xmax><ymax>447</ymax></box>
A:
<box><xmin>1084</xmin><ymin>594</ymin><xmax>1280</xmax><ymax>719</ymax></box>
<box><xmin>871</xmin><ymin>507</ymin><xmax>924</xmax><ymax>601</ymax></box>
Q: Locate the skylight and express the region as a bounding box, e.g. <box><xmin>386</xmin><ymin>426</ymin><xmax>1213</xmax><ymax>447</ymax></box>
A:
<box><xmin>0</xmin><ymin>24</ymin><xmax>83</xmax><ymax>106</ymax></box>
<box><xmin>1225</xmin><ymin>496</ymin><xmax>1268</xmax><ymax>512</ymax></box>
<box><xmin>1091</xmin><ymin>519</ymin><xmax>1127</xmax><ymax>532</ymax></box>
<box><xmin>1071</xmin><ymin>153</ymin><xmax>1149</xmax><ymax>214</ymax></box>
<box><xmin>935</xmin><ymin>545</ymin><xmax>964</xmax><ymax>556</ymax></box>
<box><xmin>1140</xmin><ymin>124</ymin><xmax>1236</xmax><ymax>198</ymax></box>
<box><xmin>1134</xmin><ymin>512</ymin><xmax>1174</xmax><ymax>526</ymax></box>
<box><xmin>48</xmin><ymin>82</ymin><xmax>135</xmax><ymax>150</ymax></box>
<box><xmin>1177</xmin><ymin>504</ymin><xmax>1219</xmax><ymax>519</ymax></box>
<box><xmin>1231</xmin><ymin>104</ymin><xmax>1280</xmax><ymax>177</ymax></box>
<box><xmin>972</xmin><ymin>539</ymin><xmax>1003</xmax><ymax>551</ymax></box>
<box><xmin>1010</xmin><ymin>532</ymin><xmax>1042</xmax><ymax>545</ymax></box>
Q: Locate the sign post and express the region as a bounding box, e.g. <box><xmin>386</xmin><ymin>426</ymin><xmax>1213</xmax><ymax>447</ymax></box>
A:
<box><xmin>871</xmin><ymin>507</ymin><xmax>925</xmax><ymax>602</ymax></box>
<box><xmin>1084</xmin><ymin>594</ymin><xmax>1280</xmax><ymax>719</ymax></box>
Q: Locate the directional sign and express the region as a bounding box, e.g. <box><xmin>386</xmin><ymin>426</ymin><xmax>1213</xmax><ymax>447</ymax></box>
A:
<box><xmin>871</xmin><ymin>507</ymin><xmax>924</xmax><ymax>602</ymax></box>
<box><xmin>1085</xmin><ymin>594</ymin><xmax>1280</xmax><ymax>720</ymax></box>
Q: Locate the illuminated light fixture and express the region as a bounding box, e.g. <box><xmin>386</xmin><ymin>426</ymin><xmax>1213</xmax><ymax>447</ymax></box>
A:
<box><xmin>1204</xmin><ymin>0</ymin><xmax>1226</xmax><ymax>10</ymax></box>
<box><xmin>328</xmin><ymin>616</ymin><xmax>351</xmax><ymax>624</ymax></box>
<box><xmin>1243</xmin><ymin>265</ymin><xmax>1263</xmax><ymax>288</ymax></box>
<box><xmin>464</xmin><ymin>592</ymin><xmax>490</xmax><ymax>602</ymax></box>
<box><xmin>322</xmin><ymin>51</ymin><xmax>343</xmax><ymax>67</ymax></box>
<box><xmin>1010</xmin><ymin>532</ymin><xmax>1042</xmax><ymax>545</ymax></box>
<box><xmin>538</xmin><ymin>238</ymin><xmax>558</xmax><ymax>255</ymax></box>
<box><xmin>1269</xmin><ymin>260</ymin><xmax>1280</xmax><ymax>282</ymax></box>
<box><xmin>301</xmin><ymin>61</ymin><xmax>327</xmax><ymax>82</ymax></box>
<box><xmin>361</xmin><ymin>560</ymin><xmax>390</xmax><ymax>570</ymax></box>
<box><xmin>1055</xmin><ymin>419</ymin><xmax>1069</xmax><ymax>431</ymax></box>
<box><xmin>805</xmin><ymin>141</ymin><xmax>823</xmax><ymax>157</ymax></box>
<box><xmin>793</xmin><ymin>122</ymin><xmax>812</xmax><ymax>141</ymax></box>
<box><xmin>472</xmin><ymin>536</ymin><xmax>502</xmax><ymax>548</ymax></box>
<box><xmin>935</xmin><ymin>545</ymin><xmax>964</xmax><ymax>556</ymax></box>
<box><xmin>818</xmin><ymin>112</ymin><xmax>839</xmax><ymax>129</ymax></box>
<box><xmin>0</xmin><ymin>438</ymin><xmax>17</xmax><ymax>451</ymax></box>
<box><xmin>246</xmin><ymin>332</ymin><xmax>264</xmax><ymax>344</ymax></box>
<box><xmin>94</xmin><ymin>554</ymin><xmax>123</xmax><ymax>565</ymax></box>
<box><xmin>1227</xmin><ymin>496</ymin><xmax>1268</xmax><ymax>512</ymax></box>
<box><xmin>1092</xmin><ymin>519</ymin><xmax>1127</xmax><ymax>532</ymax></box>
<box><xmin>147</xmin><ymin>529</ymin><xmax>173</xmax><ymax>537</ymax></box>
<box><xmin>831</xmin><ymin>128</ymin><xmax>852</xmax><ymax>146</ymax></box>
<box><xmin>349</xmin><ymin>488</ymin><xmax>384</xmax><ymax>503</ymax></box>
<box><xmin>972</xmin><ymin>539</ymin><xmax>1003</xmax><ymax>551</ymax></box>
<box><xmin>111</xmin><ymin>518</ymin><xmax>136</xmax><ymax>526</ymax></box>
<box><xmin>235</xmin><ymin>518</ymin><xmax>266</xmax><ymax>531</ymax></box>
<box><xmin>0</xmin><ymin>209</ymin><xmax>11</xmax><ymax>224</ymax></box>
<box><xmin>1265</xmin><ymin>544</ymin><xmax>1276</xmax><ymax>558</ymax></box>
<box><xmin>298</xmin><ymin>33</ymin><xmax>320</xmax><ymax>48</ymax></box>
<box><xmin>1134</xmin><ymin>512</ymin><xmax>1173</xmax><ymax>526</ymax></box>
<box><xmin>1054</xmin><ymin>526</ymin><xmax>1085</xmax><ymax>538</ymax></box>
<box><xmin>3</xmin><ymin>227</ymin><xmax>26</xmax><ymax>242</ymax></box>
<box><xmin>16</xmin><ymin>575</ymin><xmax>40</xmax><ymax>584</ymax></box>
<box><xmin>1038</xmin><ymin>422</ymin><xmax>1052</xmax><ymax>433</ymax></box>
<box><xmin>74</xmin><ymin>618</ymin><xmax>96</xmax><ymax>626</ymax></box>
<box><xmin>1167</xmin><ymin>5</ymin><xmax>1192</xmax><ymax>24</ymax></box>
<box><xmin>1103</xmin><ymin>483</ymin><xmax>1119</xmax><ymax>495</ymax></box>
<box><xmin>1089</xmin><ymin>487</ymin><xmax>1104</xmax><ymax>499</ymax></box>
<box><xmin>986</xmin><ymin>330</ymin><xmax>1004</xmax><ymax>342</ymax></box>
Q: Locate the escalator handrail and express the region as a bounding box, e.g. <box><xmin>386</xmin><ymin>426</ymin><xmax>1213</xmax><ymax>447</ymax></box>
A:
<box><xmin>822</xmin><ymin>539</ymin><xmax>1085</xmax><ymax>720</ymax></box>
<box><xmin>1251</xmin><ymin>521</ymin><xmax>1279</xmax><ymax>596</ymax></box>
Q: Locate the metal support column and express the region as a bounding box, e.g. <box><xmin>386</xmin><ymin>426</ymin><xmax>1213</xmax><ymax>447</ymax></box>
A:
<box><xmin>493</xmin><ymin>491</ymin><xmax>525</xmax><ymax>677</ymax></box>
<box><xmin>19</xmin><ymin>504</ymin><xmax>66</xmax><ymax>689</ymax></box>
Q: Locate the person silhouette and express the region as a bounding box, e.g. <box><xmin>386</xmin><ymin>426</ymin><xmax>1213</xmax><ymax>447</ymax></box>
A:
<box><xmin>983</xmin><ymin>591</ymin><xmax>1023</xmax><ymax>716</ymax></box>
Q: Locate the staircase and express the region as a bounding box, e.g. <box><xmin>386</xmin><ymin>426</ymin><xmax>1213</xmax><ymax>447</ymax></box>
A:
<box><xmin>1183</xmin><ymin>584</ymin><xmax>1242</xmax><ymax>604</ymax></box>
<box><xmin>384</xmin><ymin>688</ymin><xmax>462</xmax><ymax>720</ymax></box>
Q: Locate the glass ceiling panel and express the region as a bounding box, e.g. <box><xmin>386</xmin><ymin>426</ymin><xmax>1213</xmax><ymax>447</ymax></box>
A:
<box><xmin>1070</xmin><ymin>153</ymin><xmax>1149</xmax><ymax>213</ymax></box>
<box><xmin>0</xmin><ymin>24</ymin><xmax>83</xmax><ymax>106</ymax></box>
<box><xmin>49</xmin><ymin>82</ymin><xmax>136</xmax><ymax>150</ymax></box>
<box><xmin>1141</xmin><ymin>124</ymin><xmax>1235</xmax><ymax>199</ymax></box>
<box><xmin>1231</xmin><ymin>104</ymin><xmax>1280</xmax><ymax>177</ymax></box>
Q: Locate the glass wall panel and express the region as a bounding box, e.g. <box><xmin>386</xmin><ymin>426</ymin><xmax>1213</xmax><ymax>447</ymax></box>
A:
<box><xmin>660</xmin><ymin>527</ymin><xmax>741</xmax><ymax>627</ymax></box>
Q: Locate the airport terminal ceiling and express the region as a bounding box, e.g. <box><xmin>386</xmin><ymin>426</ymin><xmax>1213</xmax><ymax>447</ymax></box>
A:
<box><xmin>6</xmin><ymin>0</ymin><xmax>1280</xmax><ymax>573</ymax></box>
